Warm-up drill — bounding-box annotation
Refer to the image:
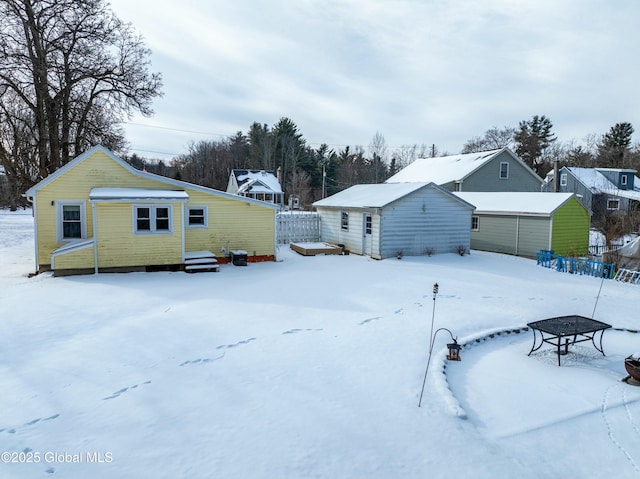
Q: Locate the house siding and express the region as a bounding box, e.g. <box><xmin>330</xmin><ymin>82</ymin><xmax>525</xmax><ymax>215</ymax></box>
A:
<box><xmin>29</xmin><ymin>147</ymin><xmax>277</xmax><ymax>272</ymax></box>
<box><xmin>34</xmin><ymin>150</ymin><xmax>163</xmax><ymax>267</ymax></box>
<box><xmin>183</xmin><ymin>190</ymin><xmax>276</xmax><ymax>257</ymax></box>
<box><xmin>516</xmin><ymin>217</ymin><xmax>551</xmax><ymax>257</ymax></box>
<box><xmin>462</xmin><ymin>151</ymin><xmax>542</xmax><ymax>192</ymax></box>
<box><xmin>317</xmin><ymin>208</ymin><xmax>372</xmax><ymax>255</ymax></box>
<box><xmin>379</xmin><ymin>189</ymin><xmax>471</xmax><ymax>259</ymax></box>
<box><xmin>551</xmin><ymin>198</ymin><xmax>590</xmax><ymax>256</ymax></box>
<box><xmin>471</xmin><ymin>215</ymin><xmax>518</xmax><ymax>255</ymax></box>
<box><xmin>95</xmin><ymin>203</ymin><xmax>183</xmax><ymax>268</ymax></box>
<box><xmin>471</xmin><ymin>215</ymin><xmax>550</xmax><ymax>257</ymax></box>
<box><xmin>53</xmin><ymin>245</ymin><xmax>95</xmax><ymax>271</ymax></box>
<box><xmin>317</xmin><ymin>185</ymin><xmax>472</xmax><ymax>259</ymax></box>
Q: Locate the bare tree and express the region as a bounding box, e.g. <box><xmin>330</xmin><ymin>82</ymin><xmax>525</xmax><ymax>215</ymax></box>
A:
<box><xmin>0</xmin><ymin>0</ymin><xmax>162</xmax><ymax>195</ymax></box>
<box><xmin>462</xmin><ymin>126</ymin><xmax>515</xmax><ymax>153</ymax></box>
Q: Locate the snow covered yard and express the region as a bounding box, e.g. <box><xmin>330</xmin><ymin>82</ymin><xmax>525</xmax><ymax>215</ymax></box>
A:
<box><xmin>1</xmin><ymin>210</ymin><xmax>639</xmax><ymax>479</ymax></box>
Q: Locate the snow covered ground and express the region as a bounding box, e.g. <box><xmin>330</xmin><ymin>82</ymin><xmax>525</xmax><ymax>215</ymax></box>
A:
<box><xmin>1</xmin><ymin>210</ymin><xmax>639</xmax><ymax>479</ymax></box>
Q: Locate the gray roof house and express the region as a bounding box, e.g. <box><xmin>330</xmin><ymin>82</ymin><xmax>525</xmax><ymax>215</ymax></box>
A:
<box><xmin>542</xmin><ymin>166</ymin><xmax>640</xmax><ymax>217</ymax></box>
<box><xmin>386</xmin><ymin>148</ymin><xmax>543</xmax><ymax>192</ymax></box>
<box><xmin>313</xmin><ymin>182</ymin><xmax>475</xmax><ymax>259</ymax></box>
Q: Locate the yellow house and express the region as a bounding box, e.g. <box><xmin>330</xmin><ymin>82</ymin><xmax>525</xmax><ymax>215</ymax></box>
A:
<box><xmin>23</xmin><ymin>145</ymin><xmax>279</xmax><ymax>276</ymax></box>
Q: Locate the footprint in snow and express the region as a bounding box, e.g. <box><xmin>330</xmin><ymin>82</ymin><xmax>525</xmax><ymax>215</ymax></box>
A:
<box><xmin>359</xmin><ymin>316</ymin><xmax>382</xmax><ymax>325</ymax></box>
<box><xmin>216</xmin><ymin>337</ymin><xmax>256</xmax><ymax>349</ymax></box>
<box><xmin>102</xmin><ymin>381</ymin><xmax>151</xmax><ymax>400</ymax></box>
<box><xmin>282</xmin><ymin>328</ymin><xmax>323</xmax><ymax>335</ymax></box>
<box><xmin>180</xmin><ymin>352</ymin><xmax>225</xmax><ymax>366</ymax></box>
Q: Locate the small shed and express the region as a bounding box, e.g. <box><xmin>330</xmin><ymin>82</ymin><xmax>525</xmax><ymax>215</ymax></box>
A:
<box><xmin>313</xmin><ymin>182</ymin><xmax>475</xmax><ymax>259</ymax></box>
<box><xmin>454</xmin><ymin>192</ymin><xmax>590</xmax><ymax>258</ymax></box>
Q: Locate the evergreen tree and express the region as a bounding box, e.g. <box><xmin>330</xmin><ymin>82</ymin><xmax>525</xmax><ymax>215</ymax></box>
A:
<box><xmin>514</xmin><ymin>115</ymin><xmax>556</xmax><ymax>175</ymax></box>
<box><xmin>596</xmin><ymin>122</ymin><xmax>634</xmax><ymax>168</ymax></box>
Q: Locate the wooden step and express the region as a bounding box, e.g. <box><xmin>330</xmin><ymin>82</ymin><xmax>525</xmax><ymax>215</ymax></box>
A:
<box><xmin>185</xmin><ymin>257</ymin><xmax>218</xmax><ymax>265</ymax></box>
<box><xmin>185</xmin><ymin>263</ymin><xmax>219</xmax><ymax>273</ymax></box>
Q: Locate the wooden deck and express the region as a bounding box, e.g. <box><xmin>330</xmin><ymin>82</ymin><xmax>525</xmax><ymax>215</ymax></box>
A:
<box><xmin>290</xmin><ymin>242</ymin><xmax>345</xmax><ymax>256</ymax></box>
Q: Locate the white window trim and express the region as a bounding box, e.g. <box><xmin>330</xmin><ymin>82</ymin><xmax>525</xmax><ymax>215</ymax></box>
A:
<box><xmin>499</xmin><ymin>162</ymin><xmax>509</xmax><ymax>179</ymax></box>
<box><xmin>471</xmin><ymin>215</ymin><xmax>479</xmax><ymax>231</ymax></box>
<box><xmin>186</xmin><ymin>205</ymin><xmax>208</xmax><ymax>228</ymax></box>
<box><xmin>621</xmin><ymin>175</ymin><xmax>628</xmax><ymax>186</ymax></box>
<box><xmin>560</xmin><ymin>173</ymin><xmax>567</xmax><ymax>186</ymax></box>
<box><xmin>341</xmin><ymin>211</ymin><xmax>349</xmax><ymax>231</ymax></box>
<box><xmin>607</xmin><ymin>199</ymin><xmax>620</xmax><ymax>211</ymax></box>
<box><xmin>133</xmin><ymin>204</ymin><xmax>174</xmax><ymax>234</ymax></box>
<box><xmin>56</xmin><ymin>200</ymin><xmax>87</xmax><ymax>243</ymax></box>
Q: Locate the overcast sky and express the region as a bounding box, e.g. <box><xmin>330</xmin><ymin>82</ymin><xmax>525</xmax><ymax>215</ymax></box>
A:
<box><xmin>108</xmin><ymin>0</ymin><xmax>640</xmax><ymax>160</ymax></box>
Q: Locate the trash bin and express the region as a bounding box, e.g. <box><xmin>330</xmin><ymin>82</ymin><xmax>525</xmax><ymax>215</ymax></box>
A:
<box><xmin>230</xmin><ymin>250</ymin><xmax>248</xmax><ymax>266</ymax></box>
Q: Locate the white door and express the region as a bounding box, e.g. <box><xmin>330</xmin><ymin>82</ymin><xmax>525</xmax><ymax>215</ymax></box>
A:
<box><xmin>362</xmin><ymin>213</ymin><xmax>373</xmax><ymax>256</ymax></box>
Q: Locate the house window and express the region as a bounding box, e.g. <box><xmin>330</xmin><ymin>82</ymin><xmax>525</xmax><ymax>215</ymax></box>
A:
<box><xmin>341</xmin><ymin>211</ymin><xmax>349</xmax><ymax>231</ymax></box>
<box><xmin>134</xmin><ymin>205</ymin><xmax>173</xmax><ymax>233</ymax></box>
<box><xmin>560</xmin><ymin>173</ymin><xmax>567</xmax><ymax>186</ymax></box>
<box><xmin>607</xmin><ymin>199</ymin><xmax>620</xmax><ymax>210</ymax></box>
<box><xmin>56</xmin><ymin>201</ymin><xmax>86</xmax><ymax>242</ymax></box>
<box><xmin>499</xmin><ymin>162</ymin><xmax>509</xmax><ymax>179</ymax></box>
<box><xmin>471</xmin><ymin>216</ymin><xmax>479</xmax><ymax>231</ymax></box>
<box><xmin>187</xmin><ymin>206</ymin><xmax>208</xmax><ymax>227</ymax></box>
<box><xmin>621</xmin><ymin>175</ymin><xmax>628</xmax><ymax>186</ymax></box>
<box><xmin>365</xmin><ymin>214</ymin><xmax>372</xmax><ymax>235</ymax></box>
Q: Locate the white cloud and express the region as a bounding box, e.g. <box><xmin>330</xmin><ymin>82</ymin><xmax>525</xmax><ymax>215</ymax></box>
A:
<box><xmin>110</xmin><ymin>0</ymin><xmax>640</xmax><ymax>159</ymax></box>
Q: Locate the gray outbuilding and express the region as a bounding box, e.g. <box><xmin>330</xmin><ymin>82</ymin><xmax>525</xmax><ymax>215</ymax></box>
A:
<box><xmin>313</xmin><ymin>182</ymin><xmax>475</xmax><ymax>259</ymax></box>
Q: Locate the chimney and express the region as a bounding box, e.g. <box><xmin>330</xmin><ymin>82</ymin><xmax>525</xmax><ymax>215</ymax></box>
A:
<box><xmin>276</xmin><ymin>166</ymin><xmax>282</xmax><ymax>184</ymax></box>
<box><xmin>553</xmin><ymin>158</ymin><xmax>559</xmax><ymax>193</ymax></box>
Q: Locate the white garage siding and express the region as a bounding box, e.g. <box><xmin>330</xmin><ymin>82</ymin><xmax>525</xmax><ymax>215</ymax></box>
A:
<box><xmin>315</xmin><ymin>182</ymin><xmax>474</xmax><ymax>260</ymax></box>
<box><xmin>379</xmin><ymin>189</ymin><xmax>472</xmax><ymax>259</ymax></box>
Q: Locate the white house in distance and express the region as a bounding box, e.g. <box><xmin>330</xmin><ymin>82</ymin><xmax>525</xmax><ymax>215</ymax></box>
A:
<box><xmin>313</xmin><ymin>182</ymin><xmax>475</xmax><ymax>259</ymax></box>
<box><xmin>386</xmin><ymin>148</ymin><xmax>543</xmax><ymax>192</ymax></box>
<box><xmin>226</xmin><ymin>169</ymin><xmax>284</xmax><ymax>207</ymax></box>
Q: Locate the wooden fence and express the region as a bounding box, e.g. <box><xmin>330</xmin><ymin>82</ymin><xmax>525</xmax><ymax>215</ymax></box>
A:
<box><xmin>276</xmin><ymin>212</ymin><xmax>321</xmax><ymax>244</ymax></box>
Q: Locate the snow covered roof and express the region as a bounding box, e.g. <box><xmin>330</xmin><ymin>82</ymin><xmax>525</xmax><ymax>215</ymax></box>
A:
<box><xmin>23</xmin><ymin>145</ymin><xmax>280</xmax><ymax>210</ymax></box>
<box><xmin>89</xmin><ymin>187</ymin><xmax>189</xmax><ymax>201</ymax></box>
<box><xmin>567</xmin><ymin>167</ymin><xmax>613</xmax><ymax>192</ymax></box>
<box><xmin>386</xmin><ymin>148</ymin><xmax>508</xmax><ymax>184</ymax></box>
<box><xmin>454</xmin><ymin>192</ymin><xmax>577</xmax><ymax>216</ymax></box>
<box><xmin>233</xmin><ymin>170</ymin><xmax>282</xmax><ymax>193</ymax></box>
<box><xmin>566</xmin><ymin>168</ymin><xmax>640</xmax><ymax>201</ymax></box>
<box><xmin>313</xmin><ymin>182</ymin><xmax>471</xmax><ymax>209</ymax></box>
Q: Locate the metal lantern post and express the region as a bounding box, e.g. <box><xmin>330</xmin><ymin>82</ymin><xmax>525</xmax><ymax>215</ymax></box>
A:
<box><xmin>418</xmin><ymin>282</ymin><xmax>461</xmax><ymax>407</ymax></box>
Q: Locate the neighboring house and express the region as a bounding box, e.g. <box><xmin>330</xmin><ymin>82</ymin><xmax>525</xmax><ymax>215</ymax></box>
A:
<box><xmin>226</xmin><ymin>169</ymin><xmax>284</xmax><ymax>207</ymax></box>
<box><xmin>454</xmin><ymin>192</ymin><xmax>590</xmax><ymax>258</ymax></box>
<box><xmin>386</xmin><ymin>148</ymin><xmax>543</xmax><ymax>192</ymax></box>
<box><xmin>23</xmin><ymin>145</ymin><xmax>279</xmax><ymax>276</ymax></box>
<box><xmin>543</xmin><ymin>166</ymin><xmax>640</xmax><ymax>217</ymax></box>
<box><xmin>313</xmin><ymin>182</ymin><xmax>475</xmax><ymax>259</ymax></box>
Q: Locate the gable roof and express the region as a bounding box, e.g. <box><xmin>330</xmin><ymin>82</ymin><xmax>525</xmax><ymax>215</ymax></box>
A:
<box><xmin>385</xmin><ymin>148</ymin><xmax>542</xmax><ymax>185</ymax></box>
<box><xmin>313</xmin><ymin>182</ymin><xmax>475</xmax><ymax>209</ymax></box>
<box><xmin>23</xmin><ymin>145</ymin><xmax>280</xmax><ymax>209</ymax></box>
<box><xmin>232</xmin><ymin>169</ymin><xmax>282</xmax><ymax>194</ymax></box>
<box><xmin>454</xmin><ymin>192</ymin><xmax>580</xmax><ymax>216</ymax></box>
<box><xmin>563</xmin><ymin>167</ymin><xmax>640</xmax><ymax>202</ymax></box>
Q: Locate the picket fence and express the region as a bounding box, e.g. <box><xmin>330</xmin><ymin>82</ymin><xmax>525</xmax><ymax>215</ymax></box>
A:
<box><xmin>536</xmin><ymin>250</ymin><xmax>615</xmax><ymax>279</ymax></box>
<box><xmin>276</xmin><ymin>212</ymin><xmax>321</xmax><ymax>244</ymax></box>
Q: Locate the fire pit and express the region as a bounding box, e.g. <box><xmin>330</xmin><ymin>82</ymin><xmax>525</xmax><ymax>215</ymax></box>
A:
<box><xmin>624</xmin><ymin>353</ymin><xmax>640</xmax><ymax>385</ymax></box>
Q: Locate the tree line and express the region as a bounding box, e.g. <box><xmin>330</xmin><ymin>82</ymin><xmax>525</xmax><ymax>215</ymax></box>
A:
<box><xmin>128</xmin><ymin>115</ymin><xmax>640</xmax><ymax>210</ymax></box>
